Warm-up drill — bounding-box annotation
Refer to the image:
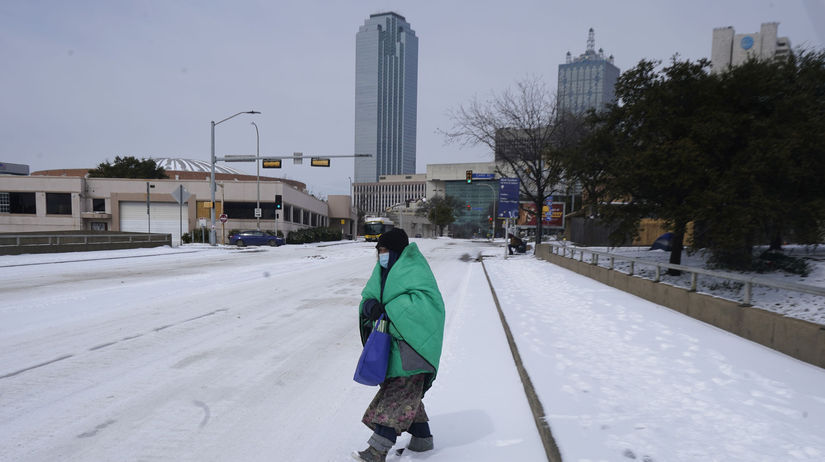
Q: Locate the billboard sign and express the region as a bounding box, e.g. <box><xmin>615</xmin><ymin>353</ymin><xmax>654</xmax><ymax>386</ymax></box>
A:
<box><xmin>517</xmin><ymin>201</ymin><xmax>565</xmax><ymax>228</ymax></box>
<box><xmin>545</xmin><ymin>202</ymin><xmax>565</xmax><ymax>228</ymax></box>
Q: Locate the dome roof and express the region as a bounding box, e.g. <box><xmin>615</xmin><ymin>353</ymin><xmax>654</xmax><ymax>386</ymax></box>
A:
<box><xmin>154</xmin><ymin>158</ymin><xmax>245</xmax><ymax>175</ymax></box>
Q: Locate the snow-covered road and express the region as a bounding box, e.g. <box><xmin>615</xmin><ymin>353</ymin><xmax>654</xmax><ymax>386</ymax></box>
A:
<box><xmin>2</xmin><ymin>238</ymin><xmax>824</xmax><ymax>461</ymax></box>
<box><xmin>0</xmin><ymin>240</ymin><xmax>543</xmax><ymax>461</ymax></box>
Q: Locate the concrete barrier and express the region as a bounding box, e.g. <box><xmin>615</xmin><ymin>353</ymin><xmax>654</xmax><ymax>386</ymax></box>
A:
<box><xmin>535</xmin><ymin>244</ymin><xmax>825</xmax><ymax>369</ymax></box>
<box><xmin>0</xmin><ymin>232</ymin><xmax>172</xmax><ymax>255</ymax></box>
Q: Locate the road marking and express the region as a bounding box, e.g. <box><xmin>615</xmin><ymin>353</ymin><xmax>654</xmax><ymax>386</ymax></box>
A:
<box><xmin>0</xmin><ymin>250</ymin><xmax>202</xmax><ymax>268</ymax></box>
<box><xmin>0</xmin><ymin>354</ymin><xmax>75</xmax><ymax>380</ymax></box>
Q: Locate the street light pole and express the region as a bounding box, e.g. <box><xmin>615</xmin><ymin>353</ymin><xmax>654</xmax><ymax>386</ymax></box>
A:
<box><xmin>252</xmin><ymin>122</ymin><xmax>260</xmax><ymax>230</ymax></box>
<box><xmin>210</xmin><ymin>110</ymin><xmax>260</xmax><ymax>245</ymax></box>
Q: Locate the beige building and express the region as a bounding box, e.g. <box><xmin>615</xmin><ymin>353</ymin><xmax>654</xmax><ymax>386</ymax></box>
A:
<box><xmin>327</xmin><ymin>194</ymin><xmax>358</xmax><ymax>239</ymax></box>
<box><xmin>353</xmin><ymin>173</ymin><xmax>426</xmax><ymax>216</ymax></box>
<box><xmin>0</xmin><ymin>160</ymin><xmax>334</xmax><ymax>246</ymax></box>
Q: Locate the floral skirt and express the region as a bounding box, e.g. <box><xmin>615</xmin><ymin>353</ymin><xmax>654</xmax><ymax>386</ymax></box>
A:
<box><xmin>362</xmin><ymin>374</ymin><xmax>429</xmax><ymax>435</ymax></box>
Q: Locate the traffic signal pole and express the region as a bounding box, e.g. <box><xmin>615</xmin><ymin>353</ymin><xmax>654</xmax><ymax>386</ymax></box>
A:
<box><xmin>215</xmin><ymin>153</ymin><xmax>371</xmax><ymax>240</ymax></box>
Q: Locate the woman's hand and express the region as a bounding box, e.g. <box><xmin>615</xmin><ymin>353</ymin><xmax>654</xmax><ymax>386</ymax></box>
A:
<box><xmin>362</xmin><ymin>298</ymin><xmax>386</xmax><ymax>321</ymax></box>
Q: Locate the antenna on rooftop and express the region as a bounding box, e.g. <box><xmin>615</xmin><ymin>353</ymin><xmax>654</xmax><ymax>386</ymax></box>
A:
<box><xmin>587</xmin><ymin>28</ymin><xmax>595</xmax><ymax>53</ymax></box>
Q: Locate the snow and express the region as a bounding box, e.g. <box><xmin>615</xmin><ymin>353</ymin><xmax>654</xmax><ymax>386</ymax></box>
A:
<box><xmin>485</xmin><ymin>254</ymin><xmax>825</xmax><ymax>461</ymax></box>
<box><xmin>1</xmin><ymin>239</ymin><xmax>824</xmax><ymax>461</ymax></box>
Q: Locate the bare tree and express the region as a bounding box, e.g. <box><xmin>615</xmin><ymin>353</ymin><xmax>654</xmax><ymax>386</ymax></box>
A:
<box><xmin>442</xmin><ymin>78</ymin><xmax>567</xmax><ymax>245</ymax></box>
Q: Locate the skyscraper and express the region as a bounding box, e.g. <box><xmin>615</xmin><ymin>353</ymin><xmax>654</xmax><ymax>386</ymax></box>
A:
<box><xmin>557</xmin><ymin>28</ymin><xmax>619</xmax><ymax>115</ymax></box>
<box><xmin>354</xmin><ymin>12</ymin><xmax>418</xmax><ymax>183</ymax></box>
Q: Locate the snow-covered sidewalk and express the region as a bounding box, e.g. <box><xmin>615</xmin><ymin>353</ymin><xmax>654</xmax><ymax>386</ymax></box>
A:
<box><xmin>483</xmin><ymin>254</ymin><xmax>825</xmax><ymax>461</ymax></box>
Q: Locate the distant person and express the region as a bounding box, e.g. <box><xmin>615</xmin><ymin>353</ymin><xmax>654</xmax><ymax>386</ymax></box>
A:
<box><xmin>353</xmin><ymin>228</ymin><xmax>446</xmax><ymax>462</ymax></box>
<box><xmin>508</xmin><ymin>233</ymin><xmax>525</xmax><ymax>255</ymax></box>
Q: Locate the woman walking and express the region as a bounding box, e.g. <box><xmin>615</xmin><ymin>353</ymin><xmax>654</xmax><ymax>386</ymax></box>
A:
<box><xmin>353</xmin><ymin>229</ymin><xmax>445</xmax><ymax>462</ymax></box>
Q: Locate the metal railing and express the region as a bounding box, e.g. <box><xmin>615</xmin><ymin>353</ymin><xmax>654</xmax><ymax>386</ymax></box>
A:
<box><xmin>545</xmin><ymin>242</ymin><xmax>825</xmax><ymax>305</ymax></box>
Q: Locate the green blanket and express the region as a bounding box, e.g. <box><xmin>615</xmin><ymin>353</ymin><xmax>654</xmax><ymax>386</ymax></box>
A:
<box><xmin>359</xmin><ymin>243</ymin><xmax>445</xmax><ymax>391</ymax></box>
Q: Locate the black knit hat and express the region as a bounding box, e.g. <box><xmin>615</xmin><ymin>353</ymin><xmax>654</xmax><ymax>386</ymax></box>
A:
<box><xmin>376</xmin><ymin>228</ymin><xmax>409</xmax><ymax>253</ymax></box>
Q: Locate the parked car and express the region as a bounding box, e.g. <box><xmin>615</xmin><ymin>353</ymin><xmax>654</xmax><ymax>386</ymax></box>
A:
<box><xmin>228</xmin><ymin>230</ymin><xmax>285</xmax><ymax>247</ymax></box>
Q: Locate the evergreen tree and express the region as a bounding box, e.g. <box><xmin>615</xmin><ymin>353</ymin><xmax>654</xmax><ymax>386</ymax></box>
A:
<box><xmin>417</xmin><ymin>195</ymin><xmax>464</xmax><ymax>237</ymax></box>
<box><xmin>694</xmin><ymin>50</ymin><xmax>825</xmax><ymax>267</ymax></box>
<box><xmin>88</xmin><ymin>156</ymin><xmax>167</xmax><ymax>179</ymax></box>
<box><xmin>590</xmin><ymin>51</ymin><xmax>825</xmax><ymax>271</ymax></box>
<box><xmin>599</xmin><ymin>58</ymin><xmax>716</xmax><ymax>272</ymax></box>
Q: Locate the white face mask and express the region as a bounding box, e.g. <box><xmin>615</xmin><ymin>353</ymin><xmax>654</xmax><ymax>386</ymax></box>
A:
<box><xmin>379</xmin><ymin>253</ymin><xmax>390</xmax><ymax>268</ymax></box>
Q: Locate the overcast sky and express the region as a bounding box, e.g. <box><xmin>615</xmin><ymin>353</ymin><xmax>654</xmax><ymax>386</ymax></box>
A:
<box><xmin>2</xmin><ymin>1</ymin><xmax>823</xmax><ymax>197</ymax></box>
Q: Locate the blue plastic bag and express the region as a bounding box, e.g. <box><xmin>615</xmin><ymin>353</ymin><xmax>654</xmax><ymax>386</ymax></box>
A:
<box><xmin>354</xmin><ymin>314</ymin><xmax>391</xmax><ymax>386</ymax></box>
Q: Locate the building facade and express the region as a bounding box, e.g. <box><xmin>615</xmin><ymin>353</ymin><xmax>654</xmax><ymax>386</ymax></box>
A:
<box><xmin>353</xmin><ymin>173</ymin><xmax>425</xmax><ymax>216</ymax></box>
<box><xmin>354</xmin><ymin>12</ymin><xmax>418</xmax><ymax>183</ymax></box>
<box><xmin>711</xmin><ymin>22</ymin><xmax>791</xmax><ymax>74</ymax></box>
<box><xmin>426</xmin><ymin>162</ymin><xmax>500</xmax><ymax>237</ymax></box>
<box><xmin>0</xmin><ymin>160</ymin><xmax>332</xmax><ymax>246</ymax></box>
<box><xmin>557</xmin><ymin>28</ymin><xmax>620</xmax><ymax>115</ymax></box>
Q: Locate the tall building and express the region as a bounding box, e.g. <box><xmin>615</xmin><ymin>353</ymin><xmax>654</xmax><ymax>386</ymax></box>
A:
<box><xmin>354</xmin><ymin>12</ymin><xmax>418</xmax><ymax>183</ymax></box>
<box><xmin>711</xmin><ymin>22</ymin><xmax>791</xmax><ymax>74</ymax></box>
<box><xmin>557</xmin><ymin>28</ymin><xmax>620</xmax><ymax>115</ymax></box>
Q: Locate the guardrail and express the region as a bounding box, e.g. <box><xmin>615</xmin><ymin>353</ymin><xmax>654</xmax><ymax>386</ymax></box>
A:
<box><xmin>546</xmin><ymin>242</ymin><xmax>825</xmax><ymax>306</ymax></box>
<box><xmin>0</xmin><ymin>233</ymin><xmax>172</xmax><ymax>255</ymax></box>
<box><xmin>0</xmin><ymin>233</ymin><xmax>169</xmax><ymax>247</ymax></box>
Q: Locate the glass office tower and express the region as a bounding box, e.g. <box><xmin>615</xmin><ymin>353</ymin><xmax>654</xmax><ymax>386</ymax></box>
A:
<box><xmin>354</xmin><ymin>12</ymin><xmax>418</xmax><ymax>183</ymax></box>
<box><xmin>557</xmin><ymin>28</ymin><xmax>619</xmax><ymax>115</ymax></box>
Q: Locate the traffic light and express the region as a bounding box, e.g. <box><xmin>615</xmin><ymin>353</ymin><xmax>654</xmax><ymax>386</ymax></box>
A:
<box><xmin>465</xmin><ymin>170</ymin><xmax>473</xmax><ymax>183</ymax></box>
<box><xmin>275</xmin><ymin>194</ymin><xmax>283</xmax><ymax>210</ymax></box>
<box><xmin>262</xmin><ymin>158</ymin><xmax>282</xmax><ymax>168</ymax></box>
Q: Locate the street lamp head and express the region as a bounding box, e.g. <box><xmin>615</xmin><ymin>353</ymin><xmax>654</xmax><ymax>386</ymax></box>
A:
<box><xmin>247</xmin><ymin>111</ymin><xmax>261</xmax><ymax>114</ymax></box>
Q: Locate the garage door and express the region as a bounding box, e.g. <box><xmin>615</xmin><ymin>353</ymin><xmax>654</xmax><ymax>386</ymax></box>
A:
<box><xmin>120</xmin><ymin>202</ymin><xmax>186</xmax><ymax>246</ymax></box>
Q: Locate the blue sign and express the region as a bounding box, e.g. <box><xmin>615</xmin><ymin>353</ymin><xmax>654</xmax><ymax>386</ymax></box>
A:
<box><xmin>472</xmin><ymin>173</ymin><xmax>496</xmax><ymax>180</ymax></box>
<box><xmin>498</xmin><ymin>178</ymin><xmax>520</xmax><ymax>218</ymax></box>
<box><xmin>741</xmin><ymin>36</ymin><xmax>754</xmax><ymax>50</ymax></box>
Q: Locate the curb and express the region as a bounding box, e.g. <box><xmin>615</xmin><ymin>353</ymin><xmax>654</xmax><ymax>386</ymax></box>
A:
<box><xmin>480</xmin><ymin>260</ymin><xmax>563</xmax><ymax>462</ymax></box>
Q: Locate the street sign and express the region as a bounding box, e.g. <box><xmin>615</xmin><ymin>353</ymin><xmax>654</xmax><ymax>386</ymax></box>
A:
<box><xmin>199</xmin><ymin>217</ymin><xmax>207</xmax><ymax>227</ymax></box>
<box><xmin>293</xmin><ymin>152</ymin><xmax>303</xmax><ymax>165</ymax></box>
<box><xmin>224</xmin><ymin>155</ymin><xmax>256</xmax><ymax>162</ymax></box>
<box><xmin>171</xmin><ymin>185</ymin><xmax>191</xmax><ymax>205</ymax></box>
<box><xmin>254</xmin><ymin>208</ymin><xmax>262</xmax><ymax>218</ymax></box>
<box><xmin>219</xmin><ymin>213</ymin><xmax>228</xmax><ymax>223</ymax></box>
<box><xmin>498</xmin><ymin>178</ymin><xmax>520</xmax><ymax>218</ymax></box>
<box><xmin>472</xmin><ymin>173</ymin><xmax>495</xmax><ymax>180</ymax></box>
